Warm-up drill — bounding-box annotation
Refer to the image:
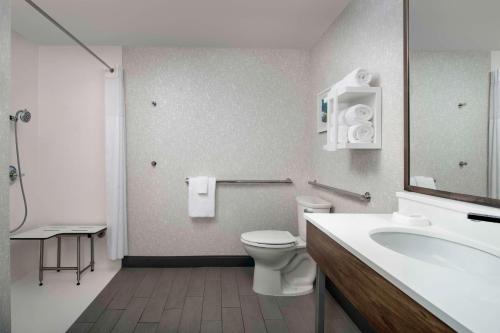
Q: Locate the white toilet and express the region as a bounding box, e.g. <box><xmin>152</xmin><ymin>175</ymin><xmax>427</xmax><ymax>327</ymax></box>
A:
<box><xmin>241</xmin><ymin>196</ymin><xmax>332</xmax><ymax>296</ymax></box>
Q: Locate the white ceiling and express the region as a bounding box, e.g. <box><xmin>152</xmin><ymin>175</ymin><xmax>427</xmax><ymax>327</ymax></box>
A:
<box><xmin>12</xmin><ymin>0</ymin><xmax>350</xmax><ymax>49</ymax></box>
<box><xmin>410</xmin><ymin>0</ymin><xmax>500</xmax><ymax>51</ymax></box>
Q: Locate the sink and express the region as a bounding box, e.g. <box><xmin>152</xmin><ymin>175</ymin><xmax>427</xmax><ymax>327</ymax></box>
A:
<box><xmin>370</xmin><ymin>229</ymin><xmax>500</xmax><ymax>281</ymax></box>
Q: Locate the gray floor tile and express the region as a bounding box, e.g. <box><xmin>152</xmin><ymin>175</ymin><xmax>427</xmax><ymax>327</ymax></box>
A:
<box><xmin>112</xmin><ymin>297</ymin><xmax>149</xmax><ymax>333</ymax></box>
<box><xmin>221</xmin><ymin>308</ymin><xmax>244</xmax><ymax>333</ymax></box>
<box><xmin>157</xmin><ymin>308</ymin><xmax>182</xmax><ymax>333</ymax></box>
<box><xmin>201</xmin><ymin>320</ymin><xmax>222</xmax><ymax>333</ymax></box>
<box><xmin>165</xmin><ymin>268</ymin><xmax>192</xmax><ymax>309</ymax></box>
<box><xmin>187</xmin><ymin>267</ymin><xmax>206</xmax><ymax>297</ymax></box>
<box><xmin>134</xmin><ymin>323</ymin><xmax>158</xmax><ymax>333</ymax></box>
<box><xmin>258</xmin><ymin>295</ymin><xmax>283</xmax><ymax>320</ymax></box>
<box><xmin>220</xmin><ymin>268</ymin><xmax>239</xmax><ymax>308</ymax></box>
<box><xmin>178</xmin><ymin>296</ymin><xmax>203</xmax><ymax>333</ymax></box>
<box><xmin>89</xmin><ymin>309</ymin><xmax>123</xmax><ymax>333</ymax></box>
<box><xmin>202</xmin><ymin>279</ymin><xmax>222</xmax><ymax>321</ymax></box>
<box><xmin>265</xmin><ymin>319</ymin><xmax>288</xmax><ymax>333</ymax></box>
<box><xmin>240</xmin><ymin>295</ymin><xmax>266</xmax><ymax>333</ymax></box>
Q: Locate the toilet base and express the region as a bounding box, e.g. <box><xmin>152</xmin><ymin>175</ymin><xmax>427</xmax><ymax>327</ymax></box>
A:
<box><xmin>252</xmin><ymin>262</ymin><xmax>315</xmax><ymax>297</ymax></box>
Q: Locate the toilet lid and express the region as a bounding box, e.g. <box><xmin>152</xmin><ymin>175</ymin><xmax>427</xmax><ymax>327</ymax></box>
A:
<box><xmin>241</xmin><ymin>230</ymin><xmax>296</xmax><ymax>246</ymax></box>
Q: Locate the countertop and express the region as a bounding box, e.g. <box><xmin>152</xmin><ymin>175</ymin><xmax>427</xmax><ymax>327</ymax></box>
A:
<box><xmin>305</xmin><ymin>213</ymin><xmax>500</xmax><ymax>333</ymax></box>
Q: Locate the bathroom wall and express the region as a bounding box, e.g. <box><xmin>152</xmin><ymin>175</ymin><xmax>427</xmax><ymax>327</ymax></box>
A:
<box><xmin>0</xmin><ymin>0</ymin><xmax>11</xmax><ymax>330</ymax></box>
<box><xmin>9</xmin><ymin>34</ymin><xmax>123</xmax><ymax>280</ymax></box>
<box><xmin>124</xmin><ymin>48</ymin><xmax>312</xmax><ymax>256</ymax></box>
<box><xmin>410</xmin><ymin>51</ymin><xmax>490</xmax><ymax>197</ymax></box>
<box><xmin>491</xmin><ymin>51</ymin><xmax>500</xmax><ymax>70</ymax></box>
<box><xmin>309</xmin><ymin>0</ymin><xmax>404</xmax><ymax>213</ymax></box>
<box><xmin>9</xmin><ymin>32</ymin><xmax>39</xmax><ymax>280</ymax></box>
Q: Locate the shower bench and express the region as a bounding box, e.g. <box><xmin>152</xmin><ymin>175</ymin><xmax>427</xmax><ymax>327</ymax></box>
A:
<box><xmin>10</xmin><ymin>225</ymin><xmax>107</xmax><ymax>286</ymax></box>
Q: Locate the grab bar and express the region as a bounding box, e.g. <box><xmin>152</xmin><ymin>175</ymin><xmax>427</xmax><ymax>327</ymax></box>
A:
<box><xmin>185</xmin><ymin>178</ymin><xmax>293</xmax><ymax>184</ymax></box>
<box><xmin>308</xmin><ymin>180</ymin><xmax>371</xmax><ymax>202</ymax></box>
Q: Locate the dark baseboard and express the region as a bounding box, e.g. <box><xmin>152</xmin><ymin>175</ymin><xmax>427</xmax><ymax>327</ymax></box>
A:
<box><xmin>325</xmin><ymin>278</ymin><xmax>375</xmax><ymax>333</ymax></box>
<box><xmin>122</xmin><ymin>255</ymin><xmax>254</xmax><ymax>268</ymax></box>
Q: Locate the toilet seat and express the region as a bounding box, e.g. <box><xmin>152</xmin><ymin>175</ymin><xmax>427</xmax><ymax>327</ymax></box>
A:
<box><xmin>241</xmin><ymin>230</ymin><xmax>297</xmax><ymax>249</ymax></box>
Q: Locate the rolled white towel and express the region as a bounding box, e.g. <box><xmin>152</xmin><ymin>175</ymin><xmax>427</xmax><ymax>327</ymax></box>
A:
<box><xmin>343</xmin><ymin>104</ymin><xmax>373</xmax><ymax>125</ymax></box>
<box><xmin>336</xmin><ymin>68</ymin><xmax>373</xmax><ymax>90</ymax></box>
<box><xmin>348</xmin><ymin>122</ymin><xmax>374</xmax><ymax>143</ymax></box>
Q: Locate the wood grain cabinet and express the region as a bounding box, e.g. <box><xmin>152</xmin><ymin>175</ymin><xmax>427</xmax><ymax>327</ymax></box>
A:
<box><xmin>307</xmin><ymin>222</ymin><xmax>454</xmax><ymax>333</ymax></box>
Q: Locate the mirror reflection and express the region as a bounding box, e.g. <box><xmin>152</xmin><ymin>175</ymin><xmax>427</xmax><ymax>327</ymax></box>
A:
<box><xmin>409</xmin><ymin>0</ymin><xmax>500</xmax><ymax>199</ymax></box>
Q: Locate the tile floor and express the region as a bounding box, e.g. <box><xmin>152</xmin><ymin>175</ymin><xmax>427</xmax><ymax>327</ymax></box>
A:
<box><xmin>68</xmin><ymin>267</ymin><xmax>360</xmax><ymax>333</ymax></box>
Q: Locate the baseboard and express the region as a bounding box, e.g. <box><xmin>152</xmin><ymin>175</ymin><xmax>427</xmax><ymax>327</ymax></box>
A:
<box><xmin>325</xmin><ymin>278</ymin><xmax>375</xmax><ymax>333</ymax></box>
<box><xmin>122</xmin><ymin>255</ymin><xmax>254</xmax><ymax>268</ymax></box>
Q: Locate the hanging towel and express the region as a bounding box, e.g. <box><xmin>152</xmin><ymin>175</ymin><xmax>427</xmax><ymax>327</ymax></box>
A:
<box><xmin>343</xmin><ymin>104</ymin><xmax>373</xmax><ymax>125</ymax></box>
<box><xmin>189</xmin><ymin>177</ymin><xmax>216</xmax><ymax>217</ymax></box>
<box><xmin>190</xmin><ymin>176</ymin><xmax>209</xmax><ymax>194</ymax></box>
<box><xmin>410</xmin><ymin>176</ymin><xmax>436</xmax><ymax>190</ymax></box>
<box><xmin>348</xmin><ymin>122</ymin><xmax>374</xmax><ymax>143</ymax></box>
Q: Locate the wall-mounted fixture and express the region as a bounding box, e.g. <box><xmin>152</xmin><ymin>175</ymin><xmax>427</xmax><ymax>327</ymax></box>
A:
<box><xmin>458</xmin><ymin>161</ymin><xmax>468</xmax><ymax>168</ymax></box>
<box><xmin>323</xmin><ymin>86</ymin><xmax>382</xmax><ymax>151</ymax></box>
<box><xmin>458</xmin><ymin>102</ymin><xmax>467</xmax><ymax>109</ymax></box>
<box><xmin>151</xmin><ymin>161</ymin><xmax>157</xmax><ymax>167</ymax></box>
<box><xmin>152</xmin><ymin>101</ymin><xmax>157</xmax><ymax>107</ymax></box>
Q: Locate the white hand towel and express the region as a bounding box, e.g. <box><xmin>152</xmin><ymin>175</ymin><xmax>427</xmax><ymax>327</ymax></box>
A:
<box><xmin>343</xmin><ymin>104</ymin><xmax>373</xmax><ymax>125</ymax></box>
<box><xmin>189</xmin><ymin>177</ymin><xmax>216</xmax><ymax>217</ymax></box>
<box><xmin>348</xmin><ymin>122</ymin><xmax>374</xmax><ymax>143</ymax></box>
<box><xmin>410</xmin><ymin>176</ymin><xmax>436</xmax><ymax>190</ymax></box>
<box><xmin>191</xmin><ymin>176</ymin><xmax>209</xmax><ymax>194</ymax></box>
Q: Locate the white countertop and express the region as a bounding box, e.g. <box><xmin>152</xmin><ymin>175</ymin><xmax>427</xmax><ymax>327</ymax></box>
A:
<box><xmin>305</xmin><ymin>213</ymin><xmax>500</xmax><ymax>333</ymax></box>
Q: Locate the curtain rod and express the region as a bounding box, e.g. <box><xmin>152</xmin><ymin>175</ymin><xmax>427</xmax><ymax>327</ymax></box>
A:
<box><xmin>24</xmin><ymin>0</ymin><xmax>115</xmax><ymax>73</ymax></box>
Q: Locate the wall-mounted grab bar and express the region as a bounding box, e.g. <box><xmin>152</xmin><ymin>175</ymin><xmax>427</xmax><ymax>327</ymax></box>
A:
<box><xmin>308</xmin><ymin>180</ymin><xmax>371</xmax><ymax>202</ymax></box>
<box><xmin>185</xmin><ymin>178</ymin><xmax>293</xmax><ymax>184</ymax></box>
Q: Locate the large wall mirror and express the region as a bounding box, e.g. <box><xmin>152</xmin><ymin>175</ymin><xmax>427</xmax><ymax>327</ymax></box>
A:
<box><xmin>404</xmin><ymin>0</ymin><xmax>500</xmax><ymax>207</ymax></box>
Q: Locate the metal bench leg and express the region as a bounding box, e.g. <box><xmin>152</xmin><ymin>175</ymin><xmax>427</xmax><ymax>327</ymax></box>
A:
<box><xmin>56</xmin><ymin>236</ymin><xmax>61</xmax><ymax>272</ymax></box>
<box><xmin>315</xmin><ymin>266</ymin><xmax>325</xmax><ymax>333</ymax></box>
<box><xmin>76</xmin><ymin>236</ymin><xmax>81</xmax><ymax>285</ymax></box>
<box><xmin>39</xmin><ymin>240</ymin><xmax>44</xmax><ymax>286</ymax></box>
<box><xmin>90</xmin><ymin>235</ymin><xmax>95</xmax><ymax>272</ymax></box>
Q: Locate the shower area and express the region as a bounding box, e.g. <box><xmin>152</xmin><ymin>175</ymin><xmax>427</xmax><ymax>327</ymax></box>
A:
<box><xmin>9</xmin><ymin>3</ymin><xmax>124</xmax><ymax>329</ymax></box>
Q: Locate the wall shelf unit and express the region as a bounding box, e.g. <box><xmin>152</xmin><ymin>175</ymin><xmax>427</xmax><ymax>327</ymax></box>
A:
<box><xmin>323</xmin><ymin>86</ymin><xmax>382</xmax><ymax>151</ymax></box>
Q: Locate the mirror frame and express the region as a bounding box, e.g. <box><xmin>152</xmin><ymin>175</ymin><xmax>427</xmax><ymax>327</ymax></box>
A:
<box><xmin>403</xmin><ymin>0</ymin><xmax>500</xmax><ymax>208</ymax></box>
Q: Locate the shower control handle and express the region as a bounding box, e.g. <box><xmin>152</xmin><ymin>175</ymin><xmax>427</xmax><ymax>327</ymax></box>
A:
<box><xmin>9</xmin><ymin>165</ymin><xmax>18</xmax><ymax>182</ymax></box>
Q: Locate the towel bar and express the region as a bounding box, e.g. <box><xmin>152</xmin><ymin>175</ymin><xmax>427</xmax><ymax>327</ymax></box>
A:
<box><xmin>185</xmin><ymin>178</ymin><xmax>293</xmax><ymax>184</ymax></box>
<box><xmin>308</xmin><ymin>180</ymin><xmax>371</xmax><ymax>202</ymax></box>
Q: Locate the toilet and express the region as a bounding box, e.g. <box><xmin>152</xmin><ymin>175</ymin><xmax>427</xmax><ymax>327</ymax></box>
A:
<box><xmin>241</xmin><ymin>196</ymin><xmax>332</xmax><ymax>296</ymax></box>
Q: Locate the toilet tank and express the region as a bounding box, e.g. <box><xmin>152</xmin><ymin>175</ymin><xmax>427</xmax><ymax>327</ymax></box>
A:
<box><xmin>296</xmin><ymin>196</ymin><xmax>332</xmax><ymax>241</ymax></box>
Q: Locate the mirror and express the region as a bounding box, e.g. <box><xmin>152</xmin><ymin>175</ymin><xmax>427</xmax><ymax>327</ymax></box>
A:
<box><xmin>405</xmin><ymin>0</ymin><xmax>500</xmax><ymax>207</ymax></box>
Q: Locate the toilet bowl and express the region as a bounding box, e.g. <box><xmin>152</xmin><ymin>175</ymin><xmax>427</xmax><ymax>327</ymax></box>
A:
<box><xmin>241</xmin><ymin>196</ymin><xmax>332</xmax><ymax>296</ymax></box>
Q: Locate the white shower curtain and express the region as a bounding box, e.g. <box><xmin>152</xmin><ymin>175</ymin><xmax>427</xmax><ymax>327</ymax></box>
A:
<box><xmin>105</xmin><ymin>66</ymin><xmax>128</xmax><ymax>260</ymax></box>
<box><xmin>488</xmin><ymin>70</ymin><xmax>500</xmax><ymax>199</ymax></box>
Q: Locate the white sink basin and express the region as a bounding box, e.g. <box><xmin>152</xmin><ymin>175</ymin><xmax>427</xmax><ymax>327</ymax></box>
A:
<box><xmin>370</xmin><ymin>229</ymin><xmax>500</xmax><ymax>282</ymax></box>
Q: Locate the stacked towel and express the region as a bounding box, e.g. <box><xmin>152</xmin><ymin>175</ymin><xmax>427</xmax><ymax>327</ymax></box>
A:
<box><xmin>338</xmin><ymin>104</ymin><xmax>375</xmax><ymax>143</ymax></box>
<box><xmin>188</xmin><ymin>176</ymin><xmax>216</xmax><ymax>217</ymax></box>
<box><xmin>335</xmin><ymin>68</ymin><xmax>373</xmax><ymax>91</ymax></box>
<box><xmin>348</xmin><ymin>122</ymin><xmax>375</xmax><ymax>143</ymax></box>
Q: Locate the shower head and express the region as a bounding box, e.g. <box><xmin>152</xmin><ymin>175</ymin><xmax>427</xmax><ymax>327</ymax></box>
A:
<box><xmin>10</xmin><ymin>109</ymin><xmax>31</xmax><ymax>123</ymax></box>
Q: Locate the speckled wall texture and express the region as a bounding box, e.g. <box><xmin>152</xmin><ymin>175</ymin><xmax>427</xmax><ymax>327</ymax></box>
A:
<box><xmin>309</xmin><ymin>0</ymin><xmax>404</xmax><ymax>213</ymax></box>
<box><xmin>124</xmin><ymin>48</ymin><xmax>312</xmax><ymax>255</ymax></box>
<box><xmin>0</xmin><ymin>0</ymin><xmax>11</xmax><ymax>330</ymax></box>
<box><xmin>410</xmin><ymin>51</ymin><xmax>490</xmax><ymax>197</ymax></box>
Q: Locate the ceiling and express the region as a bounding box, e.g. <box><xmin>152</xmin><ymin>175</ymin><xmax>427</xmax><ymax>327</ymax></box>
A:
<box><xmin>410</xmin><ymin>0</ymin><xmax>500</xmax><ymax>51</ymax></box>
<box><xmin>12</xmin><ymin>0</ymin><xmax>350</xmax><ymax>49</ymax></box>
